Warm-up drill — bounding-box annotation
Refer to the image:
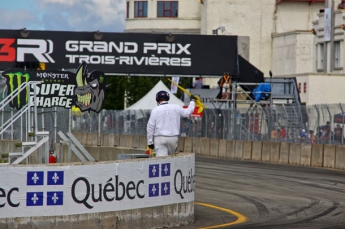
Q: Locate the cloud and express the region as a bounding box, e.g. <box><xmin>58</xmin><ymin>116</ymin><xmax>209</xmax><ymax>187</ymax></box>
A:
<box><xmin>39</xmin><ymin>0</ymin><xmax>126</xmax><ymax>32</ymax></box>
<box><xmin>0</xmin><ymin>10</ymin><xmax>41</xmax><ymax>30</ymax></box>
<box><xmin>0</xmin><ymin>0</ymin><xmax>126</xmax><ymax>32</ymax></box>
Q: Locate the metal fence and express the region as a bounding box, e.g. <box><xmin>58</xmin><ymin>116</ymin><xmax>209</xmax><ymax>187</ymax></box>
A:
<box><xmin>1</xmin><ymin>103</ymin><xmax>345</xmax><ymax>146</ymax></box>
<box><xmin>0</xmin><ymin>106</ymin><xmax>70</xmax><ymax>149</ymax></box>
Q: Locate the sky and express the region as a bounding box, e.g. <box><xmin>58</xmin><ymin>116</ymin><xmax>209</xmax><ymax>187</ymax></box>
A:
<box><xmin>0</xmin><ymin>0</ymin><xmax>126</xmax><ymax>32</ymax></box>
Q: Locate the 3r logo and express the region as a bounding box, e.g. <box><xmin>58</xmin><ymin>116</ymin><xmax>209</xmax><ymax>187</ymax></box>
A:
<box><xmin>0</xmin><ymin>38</ymin><xmax>16</xmax><ymax>62</ymax></box>
<box><xmin>0</xmin><ymin>38</ymin><xmax>55</xmax><ymax>63</ymax></box>
<box><xmin>17</xmin><ymin>39</ymin><xmax>55</xmax><ymax>63</ymax></box>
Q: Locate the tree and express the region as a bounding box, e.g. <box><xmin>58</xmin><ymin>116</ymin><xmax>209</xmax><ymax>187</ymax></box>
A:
<box><xmin>103</xmin><ymin>75</ymin><xmax>192</xmax><ymax>110</ymax></box>
<box><xmin>102</xmin><ymin>75</ymin><xmax>126</xmax><ymax>110</ymax></box>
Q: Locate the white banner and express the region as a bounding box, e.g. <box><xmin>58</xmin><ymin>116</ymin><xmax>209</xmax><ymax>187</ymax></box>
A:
<box><xmin>171</xmin><ymin>77</ymin><xmax>180</xmax><ymax>94</ymax></box>
<box><xmin>0</xmin><ymin>155</ymin><xmax>195</xmax><ymax>218</ymax></box>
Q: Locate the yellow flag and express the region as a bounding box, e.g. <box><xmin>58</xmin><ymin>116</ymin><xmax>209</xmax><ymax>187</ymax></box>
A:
<box><xmin>167</xmin><ymin>78</ymin><xmax>207</xmax><ymax>113</ymax></box>
<box><xmin>146</xmin><ymin>146</ymin><xmax>154</xmax><ymax>156</ymax></box>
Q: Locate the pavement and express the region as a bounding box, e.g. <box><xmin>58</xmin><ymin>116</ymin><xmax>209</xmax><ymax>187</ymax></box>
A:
<box><xmin>178</xmin><ymin>155</ymin><xmax>345</xmax><ymax>229</ymax></box>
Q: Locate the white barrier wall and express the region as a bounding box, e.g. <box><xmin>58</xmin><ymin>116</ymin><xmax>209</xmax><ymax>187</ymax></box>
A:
<box><xmin>0</xmin><ymin>154</ymin><xmax>195</xmax><ymax>228</ymax></box>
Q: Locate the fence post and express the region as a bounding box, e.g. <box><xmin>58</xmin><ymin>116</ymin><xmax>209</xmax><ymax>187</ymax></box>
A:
<box><xmin>339</xmin><ymin>103</ymin><xmax>344</xmax><ymax>145</ymax></box>
<box><xmin>325</xmin><ymin>104</ymin><xmax>332</xmax><ymax>144</ymax></box>
<box><xmin>98</xmin><ymin>112</ymin><xmax>101</xmax><ymax>146</ymax></box>
<box><xmin>315</xmin><ymin>104</ymin><xmax>320</xmax><ymax>144</ymax></box>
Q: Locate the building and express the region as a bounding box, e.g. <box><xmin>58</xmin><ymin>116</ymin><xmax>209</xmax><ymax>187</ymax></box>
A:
<box><xmin>125</xmin><ymin>0</ymin><xmax>345</xmax><ymax>105</ymax></box>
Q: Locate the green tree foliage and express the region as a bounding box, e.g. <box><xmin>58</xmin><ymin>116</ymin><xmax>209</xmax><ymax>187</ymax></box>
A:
<box><xmin>126</xmin><ymin>77</ymin><xmax>160</xmax><ymax>106</ymax></box>
<box><xmin>103</xmin><ymin>75</ymin><xmax>193</xmax><ymax>110</ymax></box>
<box><xmin>102</xmin><ymin>75</ymin><xmax>126</xmax><ymax>110</ymax></box>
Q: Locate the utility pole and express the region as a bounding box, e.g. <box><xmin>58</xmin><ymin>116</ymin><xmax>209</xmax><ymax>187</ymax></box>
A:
<box><xmin>323</xmin><ymin>0</ymin><xmax>329</xmax><ymax>73</ymax></box>
<box><xmin>330</xmin><ymin>0</ymin><xmax>335</xmax><ymax>72</ymax></box>
<box><xmin>324</xmin><ymin>0</ymin><xmax>335</xmax><ymax>73</ymax></box>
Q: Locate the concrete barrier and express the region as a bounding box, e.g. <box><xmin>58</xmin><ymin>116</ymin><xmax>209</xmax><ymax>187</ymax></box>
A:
<box><xmin>242</xmin><ymin>141</ymin><xmax>252</xmax><ymax>160</ymax></box>
<box><xmin>311</xmin><ymin>144</ymin><xmax>324</xmax><ymax>167</ymax></box>
<box><xmin>139</xmin><ymin>135</ymin><xmax>147</xmax><ymax>149</ymax></box>
<box><xmin>218</xmin><ymin>139</ymin><xmax>227</xmax><ymax>158</ymax></box>
<box><xmin>177</xmin><ymin>137</ymin><xmax>185</xmax><ymax>152</ymax></box>
<box><xmin>261</xmin><ymin>142</ymin><xmax>271</xmax><ymax>162</ymax></box>
<box><xmin>114</xmin><ymin>134</ymin><xmax>120</xmax><ymax>147</ymax></box>
<box><xmin>323</xmin><ymin>144</ymin><xmax>336</xmax><ymax>168</ymax></box>
<box><xmin>86</xmin><ymin>132</ymin><xmax>98</xmax><ymax>146</ymax></box>
<box><xmin>184</xmin><ymin>137</ymin><xmax>193</xmax><ymax>153</ymax></box>
<box><xmin>120</xmin><ymin>135</ymin><xmax>133</xmax><ymax>148</ymax></box>
<box><xmin>251</xmin><ymin>141</ymin><xmax>262</xmax><ymax>161</ymax></box>
<box><xmin>289</xmin><ymin>143</ymin><xmax>301</xmax><ymax>165</ymax></box>
<box><xmin>31</xmin><ymin>132</ymin><xmax>345</xmax><ymax>172</ymax></box>
<box><xmin>0</xmin><ymin>153</ymin><xmax>195</xmax><ymax>229</ymax></box>
<box><xmin>210</xmin><ymin>139</ymin><xmax>219</xmax><ymax>157</ymax></box>
<box><xmin>226</xmin><ymin>140</ymin><xmax>235</xmax><ymax>158</ymax></box>
<box><xmin>102</xmin><ymin>133</ymin><xmax>110</xmax><ymax>146</ymax></box>
<box><xmin>301</xmin><ymin>143</ymin><xmax>312</xmax><ymax>166</ymax></box>
<box><xmin>192</xmin><ymin>137</ymin><xmax>201</xmax><ymax>155</ymax></box>
<box><xmin>279</xmin><ymin>142</ymin><xmax>289</xmax><ymax>164</ymax></box>
<box><xmin>234</xmin><ymin>140</ymin><xmax>243</xmax><ymax>159</ymax></box>
<box><xmin>270</xmin><ymin>142</ymin><xmax>280</xmax><ymax>163</ymax></box>
<box><xmin>335</xmin><ymin>145</ymin><xmax>345</xmax><ymax>170</ymax></box>
<box><xmin>132</xmin><ymin>135</ymin><xmax>140</xmax><ymax>148</ymax></box>
<box><xmin>201</xmin><ymin>138</ymin><xmax>210</xmax><ymax>156</ymax></box>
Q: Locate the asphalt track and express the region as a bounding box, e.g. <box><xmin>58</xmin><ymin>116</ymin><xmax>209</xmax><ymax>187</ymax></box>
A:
<box><xmin>179</xmin><ymin>155</ymin><xmax>345</xmax><ymax>229</ymax></box>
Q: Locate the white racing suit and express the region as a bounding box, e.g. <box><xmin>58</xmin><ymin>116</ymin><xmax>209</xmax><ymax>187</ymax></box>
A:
<box><xmin>147</xmin><ymin>101</ymin><xmax>196</xmax><ymax>157</ymax></box>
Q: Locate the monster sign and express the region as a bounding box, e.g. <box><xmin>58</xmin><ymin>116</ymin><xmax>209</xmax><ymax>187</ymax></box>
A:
<box><xmin>1</xmin><ymin>62</ymin><xmax>108</xmax><ymax>113</ymax></box>
<box><xmin>73</xmin><ymin>62</ymin><xmax>108</xmax><ymax>113</ymax></box>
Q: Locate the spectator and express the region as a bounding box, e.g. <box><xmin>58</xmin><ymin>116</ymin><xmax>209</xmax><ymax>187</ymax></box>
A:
<box><xmin>333</xmin><ymin>124</ymin><xmax>343</xmax><ymax>144</ymax></box>
<box><xmin>299</xmin><ymin>129</ymin><xmax>307</xmax><ymax>141</ymax></box>
<box><xmin>208</xmin><ymin>122</ymin><xmax>217</xmax><ymax>138</ymax></box>
<box><xmin>320</xmin><ymin>121</ymin><xmax>331</xmax><ymax>143</ymax></box>
<box><xmin>271</xmin><ymin>129</ymin><xmax>277</xmax><ymax>139</ymax></box>
<box><xmin>193</xmin><ymin>77</ymin><xmax>203</xmax><ymax>89</ymax></box>
<box><xmin>219</xmin><ymin>72</ymin><xmax>232</xmax><ymax>99</ymax></box>
<box><xmin>278</xmin><ymin>126</ymin><xmax>287</xmax><ymax>138</ymax></box>
<box><xmin>309</xmin><ymin>130</ymin><xmax>317</xmax><ymax>144</ymax></box>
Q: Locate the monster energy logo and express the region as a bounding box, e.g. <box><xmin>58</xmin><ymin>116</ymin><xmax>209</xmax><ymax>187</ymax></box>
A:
<box><xmin>4</xmin><ymin>72</ymin><xmax>30</xmax><ymax>110</ymax></box>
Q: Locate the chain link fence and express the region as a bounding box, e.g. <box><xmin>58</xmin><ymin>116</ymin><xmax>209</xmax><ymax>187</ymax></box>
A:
<box><xmin>1</xmin><ymin>103</ymin><xmax>345</xmax><ymax>145</ymax></box>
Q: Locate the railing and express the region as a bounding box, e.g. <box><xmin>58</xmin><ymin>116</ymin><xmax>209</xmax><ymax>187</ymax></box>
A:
<box><xmin>1</xmin><ymin>103</ymin><xmax>345</xmax><ymax>145</ymax></box>
<box><xmin>0</xmin><ymin>81</ymin><xmax>42</xmax><ymax>137</ymax></box>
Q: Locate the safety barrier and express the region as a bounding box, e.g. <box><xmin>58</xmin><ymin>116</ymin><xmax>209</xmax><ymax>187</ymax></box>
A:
<box><xmin>65</xmin><ymin>132</ymin><xmax>345</xmax><ymax>171</ymax></box>
<box><xmin>0</xmin><ymin>151</ymin><xmax>195</xmax><ymax>229</ymax></box>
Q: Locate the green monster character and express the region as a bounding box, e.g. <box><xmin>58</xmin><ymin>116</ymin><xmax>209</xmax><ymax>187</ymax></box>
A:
<box><xmin>73</xmin><ymin>62</ymin><xmax>108</xmax><ymax>113</ymax></box>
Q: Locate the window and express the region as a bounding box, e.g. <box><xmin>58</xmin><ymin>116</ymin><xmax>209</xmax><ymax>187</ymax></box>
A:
<box><xmin>319</xmin><ymin>43</ymin><xmax>324</xmax><ymax>70</ymax></box>
<box><xmin>126</xmin><ymin>2</ymin><xmax>129</xmax><ymax>18</ymax></box>
<box><xmin>135</xmin><ymin>1</ymin><xmax>147</xmax><ymax>18</ymax></box>
<box><xmin>315</xmin><ymin>44</ymin><xmax>318</xmax><ymax>70</ymax></box>
<box><xmin>157</xmin><ymin>1</ymin><xmax>178</xmax><ymax>17</ymax></box>
<box><xmin>334</xmin><ymin>41</ymin><xmax>340</xmax><ymax>68</ymax></box>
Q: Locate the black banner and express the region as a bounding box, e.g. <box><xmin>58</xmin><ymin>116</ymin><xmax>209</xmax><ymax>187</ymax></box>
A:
<box><xmin>2</xmin><ymin>62</ymin><xmax>108</xmax><ymax>113</ymax></box>
<box><xmin>0</xmin><ymin>29</ymin><xmax>238</xmax><ymax>76</ymax></box>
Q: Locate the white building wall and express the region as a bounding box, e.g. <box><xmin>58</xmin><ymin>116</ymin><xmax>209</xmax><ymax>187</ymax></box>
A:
<box><xmin>272</xmin><ymin>31</ymin><xmax>315</xmax><ymax>75</ymax></box>
<box><xmin>125</xmin><ymin>0</ymin><xmax>201</xmax><ymax>33</ymax></box>
<box><xmin>123</xmin><ymin>0</ymin><xmax>345</xmax><ymax>105</ymax></box>
<box><xmin>125</xmin><ymin>0</ymin><xmax>328</xmax><ymax>76</ymax></box>
<box><xmin>312</xmin><ymin>9</ymin><xmax>345</xmax><ymax>74</ymax></box>
<box><xmin>296</xmin><ymin>73</ymin><xmax>345</xmax><ymax>105</ymax></box>
<box><xmin>275</xmin><ymin>2</ymin><xmax>323</xmax><ymax>33</ymax></box>
<box><xmin>201</xmin><ymin>0</ymin><xmax>275</xmax><ymax>77</ymax></box>
<box><xmin>200</xmin><ymin>0</ymin><xmax>324</xmax><ymax>77</ymax></box>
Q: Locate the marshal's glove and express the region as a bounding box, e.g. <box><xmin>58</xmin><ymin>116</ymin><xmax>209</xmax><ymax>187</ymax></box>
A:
<box><xmin>190</xmin><ymin>94</ymin><xmax>197</xmax><ymax>102</ymax></box>
<box><xmin>148</xmin><ymin>144</ymin><xmax>155</xmax><ymax>150</ymax></box>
